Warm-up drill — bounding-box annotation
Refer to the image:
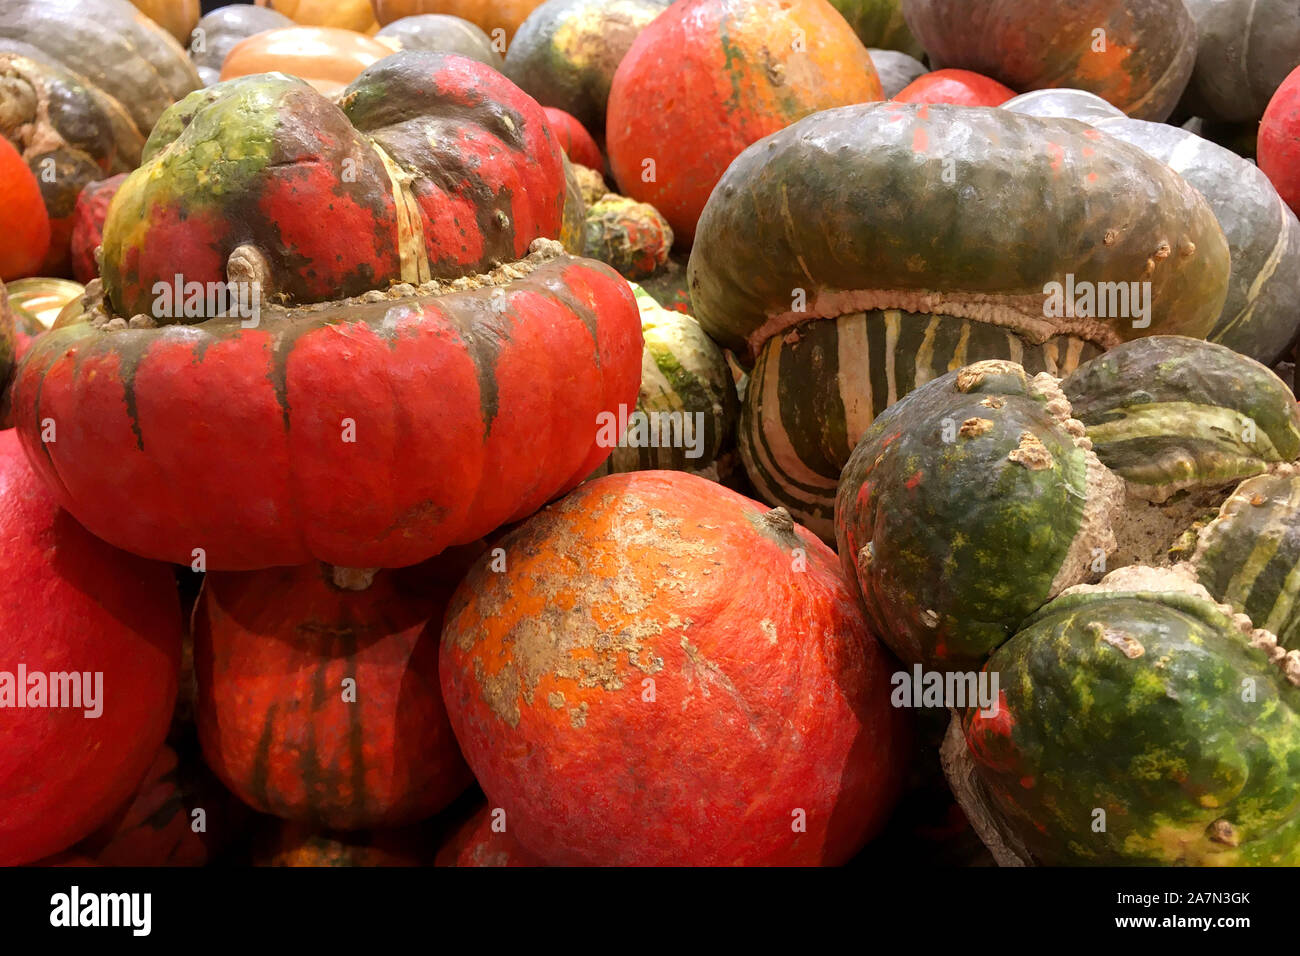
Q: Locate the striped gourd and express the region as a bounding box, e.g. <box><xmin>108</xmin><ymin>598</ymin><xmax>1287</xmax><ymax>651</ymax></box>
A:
<box><xmin>743</xmin><ymin>311</ymin><xmax>1099</xmax><ymax>539</ymax></box>
<box><xmin>590</xmin><ymin>285</ymin><xmax>737</xmax><ymax>478</ymax></box>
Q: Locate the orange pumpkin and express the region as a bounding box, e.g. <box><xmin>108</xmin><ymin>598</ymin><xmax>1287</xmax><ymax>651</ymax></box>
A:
<box><xmin>259</xmin><ymin>0</ymin><xmax>380</xmax><ymax>34</ymax></box>
<box><xmin>606</xmin><ymin>0</ymin><xmax>883</xmax><ymax>246</ymax></box>
<box><xmin>130</xmin><ymin>0</ymin><xmax>200</xmax><ymax>43</ymax></box>
<box><xmin>371</xmin><ymin>0</ymin><xmax>543</xmax><ymax>44</ymax></box>
<box><xmin>220</xmin><ymin>26</ymin><xmax>393</xmax><ymax>95</ymax></box>
<box><xmin>0</xmin><ymin>137</ymin><xmax>51</xmax><ymax>281</ymax></box>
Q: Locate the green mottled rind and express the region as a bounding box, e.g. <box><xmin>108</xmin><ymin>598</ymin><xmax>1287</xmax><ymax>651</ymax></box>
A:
<box><xmin>834</xmin><ymin>362</ymin><xmax>1090</xmax><ymax>672</ymax></box>
<box><xmin>591</xmin><ymin>284</ymin><xmax>737</xmax><ymax>476</ymax></box>
<box><xmin>966</xmin><ymin>588</ymin><xmax>1300</xmax><ymax>865</ymax></box>
<box><xmin>689</xmin><ymin>104</ymin><xmax>1231</xmax><ymax>359</ymax></box>
<box><xmin>1062</xmin><ymin>336</ymin><xmax>1300</xmax><ymax>500</ymax></box>
<box><xmin>747</xmin><ymin>310</ymin><xmax>1098</xmax><ymax>538</ymax></box>
<box><xmin>831</xmin><ymin>0</ymin><xmax>923</xmax><ymax>58</ymax></box>
<box><xmin>1193</xmin><ymin>473</ymin><xmax>1300</xmax><ymax>652</ymax></box>
<box><xmin>582</xmin><ymin>194</ymin><xmax>672</xmax><ymax>280</ymax></box>
<box><xmin>376</xmin><ymin>14</ymin><xmax>504</xmax><ymax>69</ymax></box>
<box><xmin>504</xmin><ymin>0</ymin><xmax>670</xmax><ymax>136</ymax></box>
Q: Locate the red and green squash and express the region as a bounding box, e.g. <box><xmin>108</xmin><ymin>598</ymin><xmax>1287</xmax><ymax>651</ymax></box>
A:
<box><xmin>196</xmin><ymin>560</ymin><xmax>473</xmax><ymax>829</ymax></box>
<box><xmin>583</xmin><ymin>194</ymin><xmax>672</xmax><ymax>281</ymax></box>
<box><xmin>901</xmin><ymin>0</ymin><xmax>1197</xmax><ymax>120</ymax></box>
<box><xmin>892</xmin><ymin>69</ymin><xmax>1016</xmax><ymax>106</ymax></box>
<box><xmin>0</xmin><ymin>427</ymin><xmax>181</xmax><ymax>866</ymax></box>
<box><xmin>606</xmin><ymin>0</ymin><xmax>884</xmax><ymax>247</ymax></box>
<box><xmin>440</xmin><ymin>470</ymin><xmax>908</xmax><ymax>865</ymax></box>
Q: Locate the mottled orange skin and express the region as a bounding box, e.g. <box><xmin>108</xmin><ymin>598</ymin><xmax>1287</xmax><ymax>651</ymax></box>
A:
<box><xmin>440</xmin><ymin>471</ymin><xmax>908</xmax><ymax>866</ymax></box>
<box><xmin>606</xmin><ymin>0</ymin><xmax>883</xmax><ymax>247</ymax></box>
<box><xmin>0</xmin><ymin>137</ymin><xmax>51</xmax><ymax>281</ymax></box>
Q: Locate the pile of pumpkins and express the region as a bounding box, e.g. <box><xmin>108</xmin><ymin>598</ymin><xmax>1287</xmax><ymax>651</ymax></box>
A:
<box><xmin>4</xmin><ymin>0</ymin><xmax>1300</xmax><ymax>867</ymax></box>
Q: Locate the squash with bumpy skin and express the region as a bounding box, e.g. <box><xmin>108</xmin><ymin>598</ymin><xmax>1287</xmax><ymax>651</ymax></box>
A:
<box><xmin>583</xmin><ymin>194</ymin><xmax>671</xmax><ymax>281</ymax></box>
<box><xmin>901</xmin><ymin>0</ymin><xmax>1196</xmax><ymax>121</ymax></box>
<box><xmin>440</xmin><ymin>470</ymin><xmax>908</xmax><ymax>866</ymax></box>
<box><xmin>188</xmin><ymin>5</ymin><xmax>295</xmax><ymax>86</ymax></box>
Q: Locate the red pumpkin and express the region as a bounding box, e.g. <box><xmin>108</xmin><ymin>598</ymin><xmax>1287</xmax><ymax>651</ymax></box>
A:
<box><xmin>435</xmin><ymin>805</ymin><xmax>542</xmax><ymax>866</ymax></box>
<box><xmin>0</xmin><ymin>428</ymin><xmax>181</xmax><ymax>866</ymax></box>
<box><xmin>892</xmin><ymin>69</ymin><xmax>1017</xmax><ymax>106</ymax></box>
<box><xmin>440</xmin><ymin>471</ymin><xmax>909</xmax><ymax>865</ymax></box>
<box><xmin>196</xmin><ymin>560</ymin><xmax>473</xmax><ymax>829</ymax></box>
<box><xmin>543</xmin><ymin>107</ymin><xmax>603</xmax><ymax>170</ymax></box>
<box><xmin>1259</xmin><ymin>65</ymin><xmax>1300</xmax><ymax>217</ymax></box>
<box><xmin>69</xmin><ymin>174</ymin><xmax>126</xmax><ymax>284</ymax></box>
<box><xmin>0</xmin><ymin>137</ymin><xmax>52</xmax><ymax>281</ymax></box>
<box><xmin>606</xmin><ymin>0</ymin><xmax>884</xmax><ymax>246</ymax></box>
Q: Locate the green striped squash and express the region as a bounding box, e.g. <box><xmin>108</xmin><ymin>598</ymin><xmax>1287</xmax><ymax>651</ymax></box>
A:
<box><xmin>743</xmin><ymin>311</ymin><xmax>1099</xmax><ymax>539</ymax></box>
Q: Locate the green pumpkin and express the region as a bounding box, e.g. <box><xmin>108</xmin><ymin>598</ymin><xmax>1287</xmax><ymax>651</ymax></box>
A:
<box><xmin>375</xmin><ymin>14</ymin><xmax>504</xmax><ymax>70</ymax></box>
<box><xmin>1180</xmin><ymin>0</ymin><xmax>1300</xmax><ymax>124</ymax></box>
<box><xmin>959</xmin><ymin>568</ymin><xmax>1300</xmax><ymax>866</ymax></box>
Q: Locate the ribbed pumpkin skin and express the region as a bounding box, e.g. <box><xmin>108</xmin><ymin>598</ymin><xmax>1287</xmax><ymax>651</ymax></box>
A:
<box><xmin>504</xmin><ymin>0</ymin><xmax>669</xmax><ymax>137</ymax></box>
<box><xmin>435</xmin><ymin>806</ymin><xmax>542</xmax><ymax>866</ymax></box>
<box><xmin>965</xmin><ymin>584</ymin><xmax>1300</xmax><ymax>865</ymax></box>
<box><xmin>1061</xmin><ymin>337</ymin><xmax>1300</xmax><ymax>502</ymax></box>
<box><xmin>830</xmin><ymin>0</ymin><xmax>921</xmax><ymax>57</ymax></box>
<box><xmin>188</xmin><ymin>6</ymin><xmax>295</xmax><ymax>86</ymax></box>
<box><xmin>688</xmin><ymin>104</ymin><xmax>1231</xmax><ymax>360</ymax></box>
<box><xmin>745</xmin><ymin>313</ymin><xmax>1099</xmax><ymax>539</ymax></box>
<box><xmin>1260</xmin><ymin>67</ymin><xmax>1300</xmax><ymax>219</ymax></box>
<box><xmin>441</xmin><ymin>471</ymin><xmax>908</xmax><ymax>866</ymax></box>
<box><xmin>1005</xmin><ymin>95</ymin><xmax>1300</xmax><ymax>366</ymax></box>
<box><xmin>901</xmin><ymin>0</ymin><xmax>1196</xmax><ymax>121</ymax></box>
<box><xmin>375</xmin><ymin>14</ymin><xmax>503</xmax><ymax>68</ymax></box>
<box><xmin>543</xmin><ymin>107</ymin><xmax>602</xmax><ymax>169</ymax></box>
<box><xmin>868</xmin><ymin>48</ymin><xmax>926</xmax><ymax>97</ymax></box>
<box><xmin>606</xmin><ymin>0</ymin><xmax>884</xmax><ymax>247</ymax></box>
<box><xmin>372</xmin><ymin>0</ymin><xmax>544</xmax><ymax>42</ymax></box>
<box><xmin>1182</xmin><ymin>0</ymin><xmax>1300</xmax><ymax>124</ymax></box>
<box><xmin>835</xmin><ymin>362</ymin><xmax>1098</xmax><ymax>673</ymax></box>
<box><xmin>893</xmin><ymin>69</ymin><xmax>1016</xmax><ymax>106</ymax></box>
<box><xmin>13</xmin><ymin>248</ymin><xmax>642</xmax><ymax>570</ymax></box>
<box><xmin>196</xmin><ymin>562</ymin><xmax>473</xmax><ymax>829</ymax></box>
<box><xmin>219</xmin><ymin>27</ymin><xmax>392</xmax><ymax>93</ymax></box>
<box><xmin>69</xmin><ymin>174</ymin><xmax>126</xmax><ymax>284</ymax></box>
<box><xmin>0</xmin><ymin>428</ymin><xmax>181</xmax><ymax>866</ymax></box>
<box><xmin>103</xmin><ymin>56</ymin><xmax>565</xmax><ymax>320</ymax></box>
<box><xmin>0</xmin><ymin>0</ymin><xmax>200</xmax><ymax>135</ymax></box>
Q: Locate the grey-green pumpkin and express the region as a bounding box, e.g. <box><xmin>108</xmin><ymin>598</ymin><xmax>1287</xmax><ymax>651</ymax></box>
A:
<box><xmin>375</xmin><ymin>15</ymin><xmax>504</xmax><ymax>70</ymax></box>
<box><xmin>1179</xmin><ymin>0</ymin><xmax>1300</xmax><ymax>124</ymax></box>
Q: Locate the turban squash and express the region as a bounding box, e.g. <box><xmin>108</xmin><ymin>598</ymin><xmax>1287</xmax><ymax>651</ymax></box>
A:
<box><xmin>688</xmin><ymin>102</ymin><xmax>1231</xmax><ymax>538</ymax></box>
<box><xmin>11</xmin><ymin>53</ymin><xmax>643</xmax><ymax>571</ymax></box>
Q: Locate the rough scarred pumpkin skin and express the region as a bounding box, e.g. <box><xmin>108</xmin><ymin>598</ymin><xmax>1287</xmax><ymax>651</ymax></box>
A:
<box><xmin>196</xmin><ymin>561</ymin><xmax>472</xmax><ymax>830</ymax></box>
<box><xmin>606</xmin><ymin>0</ymin><xmax>884</xmax><ymax>247</ymax></box>
<box><xmin>689</xmin><ymin>103</ymin><xmax>1231</xmax><ymax>361</ymax></box>
<box><xmin>69</xmin><ymin>174</ymin><xmax>126</xmax><ymax>285</ymax></box>
<box><xmin>435</xmin><ymin>805</ymin><xmax>542</xmax><ymax>866</ymax></box>
<box><xmin>188</xmin><ymin>5</ymin><xmax>295</xmax><ymax>86</ymax></box>
<box><xmin>219</xmin><ymin>27</ymin><xmax>393</xmax><ymax>94</ymax></box>
<box><xmin>901</xmin><ymin>0</ymin><xmax>1196</xmax><ymax>121</ymax></box>
<box><xmin>103</xmin><ymin>56</ymin><xmax>566</xmax><ymax>321</ymax></box>
<box><xmin>13</xmin><ymin>245</ymin><xmax>642</xmax><ymax>570</ymax></box>
<box><xmin>543</xmin><ymin>106</ymin><xmax>602</xmax><ymax>169</ymax></box>
<box><xmin>1260</xmin><ymin>67</ymin><xmax>1300</xmax><ymax>219</ymax></box>
<box><xmin>440</xmin><ymin>470</ymin><xmax>908</xmax><ymax>866</ymax></box>
<box><xmin>0</xmin><ymin>427</ymin><xmax>181</xmax><ymax>866</ymax></box>
<box><xmin>893</xmin><ymin>69</ymin><xmax>1017</xmax><ymax>106</ymax></box>
<box><xmin>964</xmin><ymin>583</ymin><xmax>1300</xmax><ymax>865</ymax></box>
<box><xmin>582</xmin><ymin>194</ymin><xmax>672</xmax><ymax>281</ymax></box>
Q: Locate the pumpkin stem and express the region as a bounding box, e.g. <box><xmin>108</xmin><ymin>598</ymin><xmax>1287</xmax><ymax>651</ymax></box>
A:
<box><xmin>226</xmin><ymin>243</ymin><xmax>273</xmax><ymax>301</ymax></box>
<box><xmin>756</xmin><ymin>507</ymin><xmax>802</xmax><ymax>549</ymax></box>
<box><xmin>330</xmin><ymin>566</ymin><xmax>379</xmax><ymax>591</ymax></box>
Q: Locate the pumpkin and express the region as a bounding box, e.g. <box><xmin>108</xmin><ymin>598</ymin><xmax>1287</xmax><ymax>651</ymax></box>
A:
<box><xmin>188</xmin><ymin>5</ymin><xmax>295</xmax><ymax>86</ymax></box>
<box><xmin>0</xmin><ymin>136</ymin><xmax>51</xmax><ymax>281</ymax></box>
<box><xmin>196</xmin><ymin>560</ymin><xmax>472</xmax><ymax>829</ymax></box>
<box><xmin>543</xmin><ymin>106</ymin><xmax>602</xmax><ymax>169</ymax></box>
<box><xmin>435</xmin><ymin>805</ymin><xmax>543</xmax><ymax>866</ymax></box>
<box><xmin>1180</xmin><ymin>0</ymin><xmax>1300</xmax><ymax>124</ymax></box>
<box><xmin>587</xmin><ymin>285</ymin><xmax>737</xmax><ymax>479</ymax></box>
<box><xmin>1006</xmin><ymin>89</ymin><xmax>1300</xmax><ymax>366</ymax></box>
<box><xmin>130</xmin><ymin>0</ymin><xmax>200</xmax><ymax>44</ymax></box>
<box><xmin>440</xmin><ymin>470</ymin><xmax>908</xmax><ymax>866</ymax></box>
<box><xmin>834</xmin><ymin>339</ymin><xmax>1300</xmax><ymax>675</ymax></box>
<box><xmin>10</xmin><ymin>56</ymin><xmax>643</xmax><ymax>572</ymax></box>
<box><xmin>252</xmin><ymin>820</ymin><xmax>436</xmax><ymax>865</ymax></box>
<box><xmin>829</xmin><ymin>0</ymin><xmax>922</xmax><ymax>57</ymax></box>
<box><xmin>0</xmin><ymin>427</ymin><xmax>181</xmax><ymax>866</ymax></box>
<box><xmin>69</xmin><ymin>174</ymin><xmax>126</xmax><ymax>284</ymax></box>
<box><xmin>901</xmin><ymin>0</ymin><xmax>1197</xmax><ymax>121</ymax></box>
<box><xmin>371</xmin><ymin>0</ymin><xmax>545</xmax><ymax>43</ymax></box>
<box><xmin>892</xmin><ymin>69</ymin><xmax>1016</xmax><ymax>106</ymax></box>
<box><xmin>1260</xmin><ymin>66</ymin><xmax>1300</xmax><ymax>218</ymax></box>
<box><xmin>259</xmin><ymin>0</ymin><xmax>380</xmax><ymax>34</ymax></box>
<box><xmin>689</xmin><ymin>102</ymin><xmax>1231</xmax><ymax>536</ymax></box>
<box><xmin>219</xmin><ymin>26</ymin><xmax>394</xmax><ymax>94</ymax></box>
<box><xmin>504</xmin><ymin>0</ymin><xmax>669</xmax><ymax>138</ymax></box>
<box><xmin>583</xmin><ymin>194</ymin><xmax>672</xmax><ymax>281</ymax></box>
<box><xmin>374</xmin><ymin>13</ymin><xmax>503</xmax><ymax>68</ymax></box>
<box><xmin>955</xmin><ymin>566</ymin><xmax>1300</xmax><ymax>865</ymax></box>
<box><xmin>606</xmin><ymin>0</ymin><xmax>884</xmax><ymax>247</ymax></box>
<box><xmin>869</xmin><ymin>48</ymin><xmax>927</xmax><ymax>97</ymax></box>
